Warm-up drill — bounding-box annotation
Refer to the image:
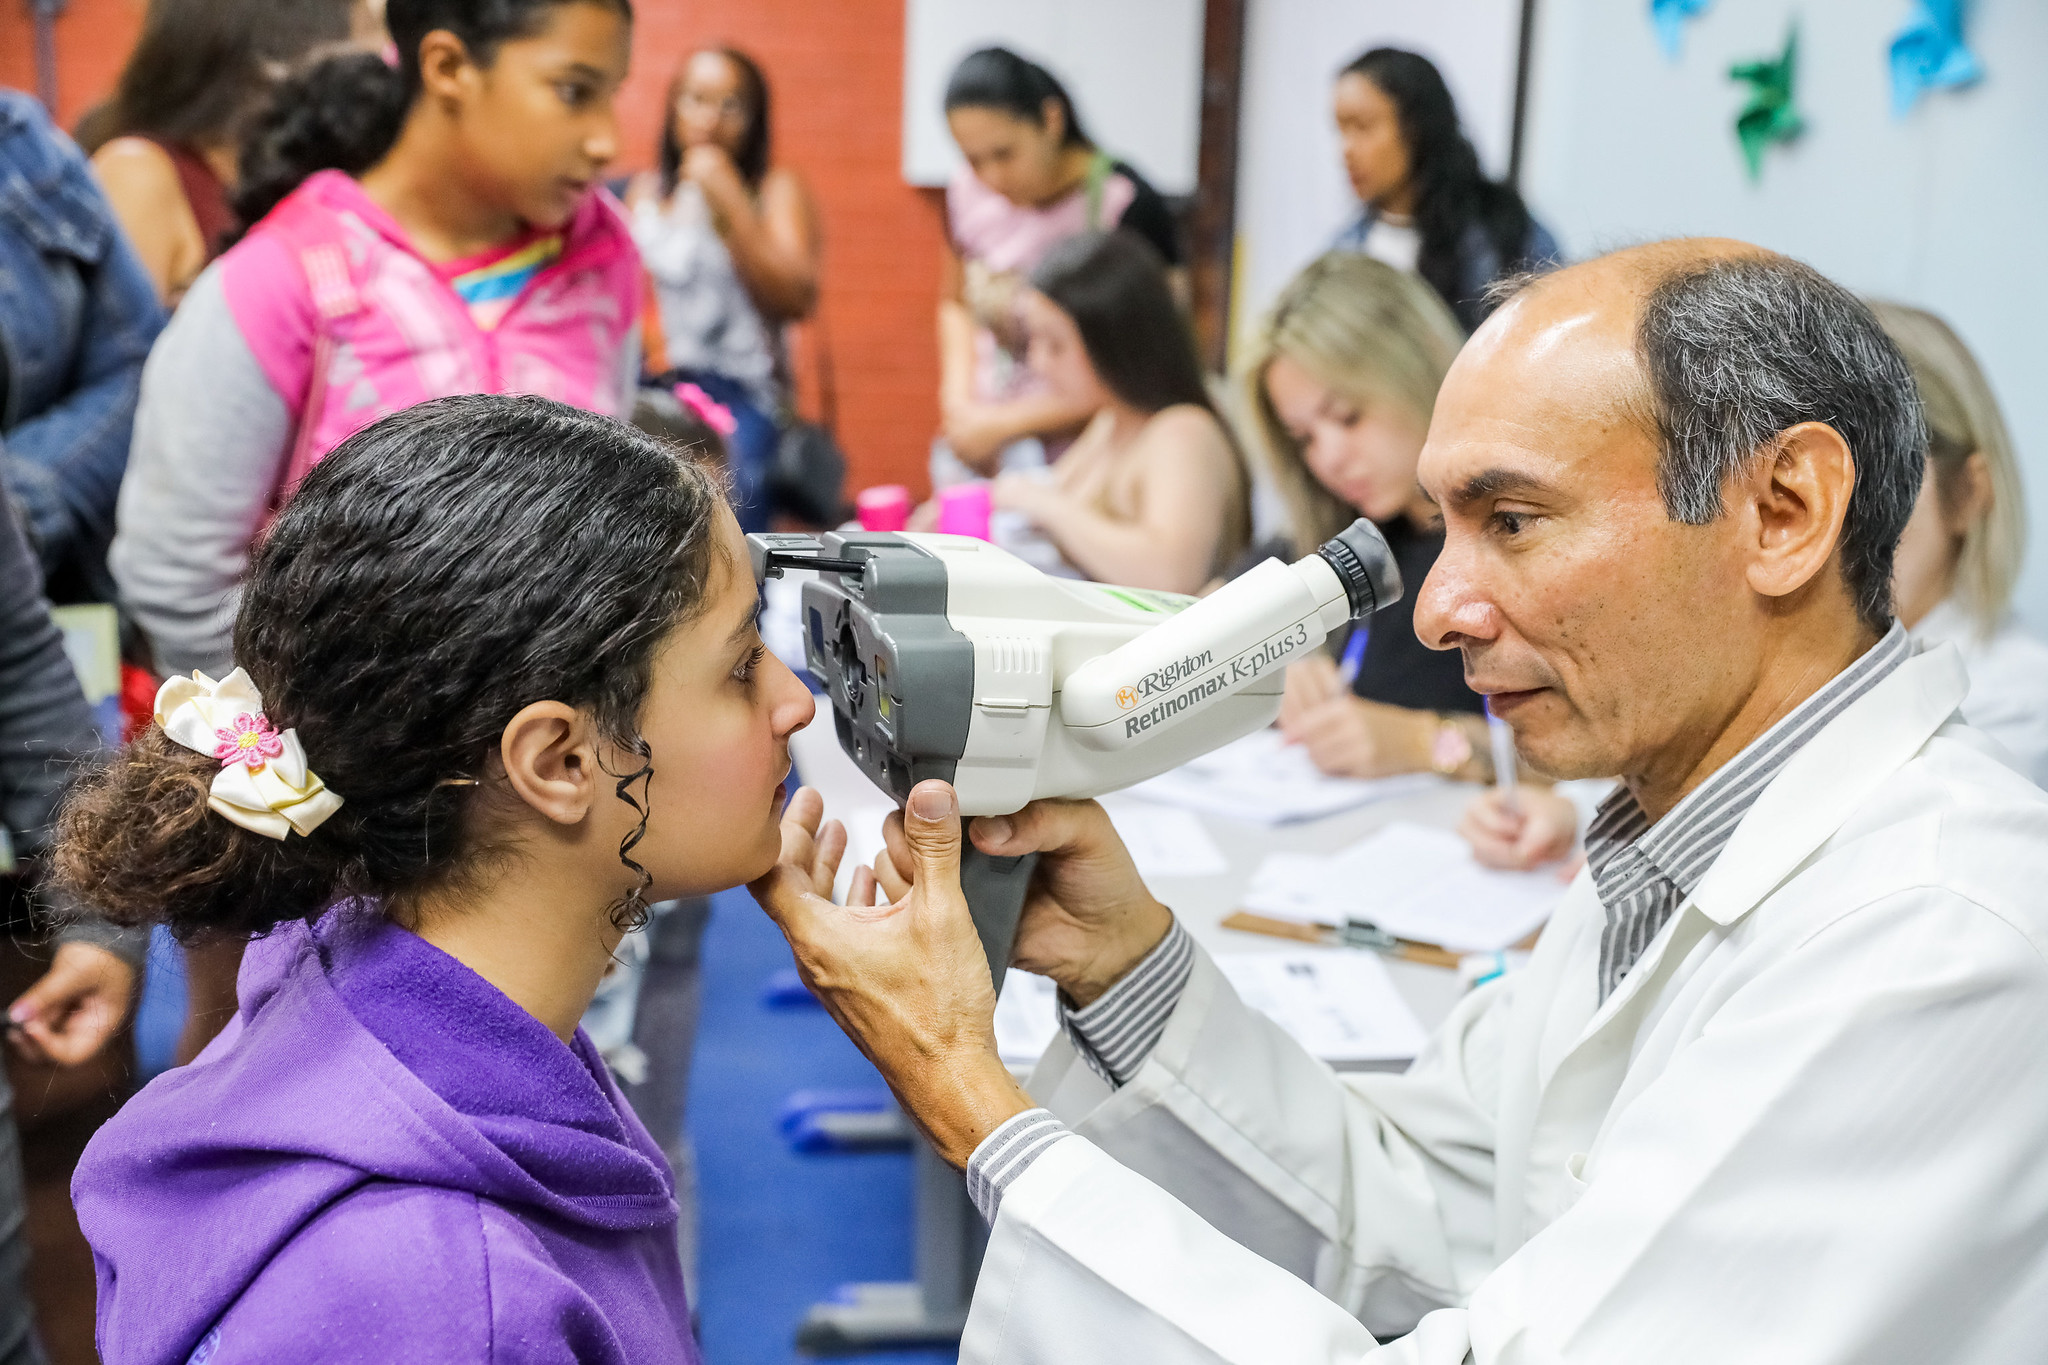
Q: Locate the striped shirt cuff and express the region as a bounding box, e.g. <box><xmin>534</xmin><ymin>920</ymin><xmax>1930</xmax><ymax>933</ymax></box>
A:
<box><xmin>966</xmin><ymin>1108</ymin><xmax>1072</xmax><ymax>1223</ymax></box>
<box><xmin>1061</xmin><ymin>916</ymin><xmax>1195</xmax><ymax>1087</ymax></box>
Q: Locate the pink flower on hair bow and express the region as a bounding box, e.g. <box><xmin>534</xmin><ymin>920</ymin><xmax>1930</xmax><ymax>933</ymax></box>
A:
<box><xmin>214</xmin><ymin>713</ymin><xmax>286</xmax><ymax>770</ymax></box>
<box><xmin>156</xmin><ymin>668</ymin><xmax>342</xmax><ymax>841</ymax></box>
<box><xmin>673</xmin><ymin>381</ymin><xmax>739</xmax><ymax>438</ymax></box>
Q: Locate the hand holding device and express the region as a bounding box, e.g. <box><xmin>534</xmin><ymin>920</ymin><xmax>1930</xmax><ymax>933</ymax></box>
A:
<box><xmin>750</xmin><ymin>519</ymin><xmax>1401</xmax><ymax>986</ymax></box>
<box><xmin>750</xmin><ymin>784</ymin><xmax>1033</xmax><ymax>1167</ymax></box>
<box><xmin>874</xmin><ymin>794</ymin><xmax>1172</xmax><ymax>1010</ymax></box>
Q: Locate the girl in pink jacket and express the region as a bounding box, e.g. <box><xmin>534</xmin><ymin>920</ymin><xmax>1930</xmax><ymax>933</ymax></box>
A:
<box><xmin>114</xmin><ymin>0</ymin><xmax>643</xmax><ymax>681</ymax></box>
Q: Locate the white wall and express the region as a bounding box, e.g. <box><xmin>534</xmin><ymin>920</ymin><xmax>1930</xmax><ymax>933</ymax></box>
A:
<box><xmin>901</xmin><ymin>0</ymin><xmax>1205</xmax><ymax>194</ymax></box>
<box><xmin>1231</xmin><ymin>0</ymin><xmax>1524</xmax><ymax>354</ymax></box>
<box><xmin>1521</xmin><ymin>0</ymin><xmax>2048</xmax><ymax>632</ymax></box>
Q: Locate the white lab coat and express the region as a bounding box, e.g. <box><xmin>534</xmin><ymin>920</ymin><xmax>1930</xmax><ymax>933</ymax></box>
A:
<box><xmin>962</xmin><ymin>644</ymin><xmax>2048</xmax><ymax>1364</ymax></box>
<box><xmin>1913</xmin><ymin>598</ymin><xmax>2048</xmax><ymax>788</ymax></box>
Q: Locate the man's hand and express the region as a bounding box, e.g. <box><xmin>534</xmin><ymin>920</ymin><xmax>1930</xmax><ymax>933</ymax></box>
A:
<box><xmin>877</xmin><ymin>797</ymin><xmax>1172</xmax><ymax>1010</ymax></box>
<box><xmin>750</xmin><ymin>783</ymin><xmax>1032</xmax><ymax>1167</ymax></box>
<box><xmin>1281</xmin><ymin>658</ymin><xmax>1433</xmax><ymax>778</ymax></box>
<box><xmin>1460</xmin><ymin>787</ymin><xmax>1581</xmax><ymax>873</ymax></box>
<box><xmin>8</xmin><ymin>942</ymin><xmax>136</xmax><ymax>1067</ymax></box>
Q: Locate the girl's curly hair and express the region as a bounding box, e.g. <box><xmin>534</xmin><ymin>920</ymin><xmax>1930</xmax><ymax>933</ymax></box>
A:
<box><xmin>56</xmin><ymin>394</ymin><xmax>724</xmax><ymax>940</ymax></box>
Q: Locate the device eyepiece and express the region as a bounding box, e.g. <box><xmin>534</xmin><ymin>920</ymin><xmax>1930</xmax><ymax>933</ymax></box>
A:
<box><xmin>1316</xmin><ymin>519</ymin><xmax>1404</xmax><ymax>619</ymax></box>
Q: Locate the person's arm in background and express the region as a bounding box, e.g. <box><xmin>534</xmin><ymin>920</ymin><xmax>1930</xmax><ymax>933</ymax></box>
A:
<box><xmin>936</xmin><ymin>242</ymin><xmax>1094</xmax><ymax>474</ymax></box>
<box><xmin>1277</xmin><ymin>657</ymin><xmax>1490</xmax><ymax>782</ymax></box>
<box><xmin>0</xmin><ymin>489</ymin><xmax>141</xmax><ymax>1067</ymax></box>
<box><xmin>111</xmin><ymin>264</ymin><xmax>296</xmax><ymax>679</ymax></box>
<box><xmin>688</xmin><ymin>148</ymin><xmax>821</xmax><ymax>322</ymax></box>
<box><xmin>990</xmin><ymin>408</ymin><xmax>1237</xmax><ymax>594</ymax></box>
<box><xmin>89</xmin><ymin>137</ymin><xmax>206</xmax><ymax>307</ymax></box>
<box><xmin>0</xmin><ymin>103</ymin><xmax>166</xmax><ymax>593</ymax></box>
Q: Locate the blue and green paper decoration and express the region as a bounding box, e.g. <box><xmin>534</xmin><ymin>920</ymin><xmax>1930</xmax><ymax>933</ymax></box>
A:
<box><xmin>1729</xmin><ymin>25</ymin><xmax>1803</xmax><ymax>182</ymax></box>
<box><xmin>1890</xmin><ymin>0</ymin><xmax>1981</xmax><ymax>115</ymax></box>
<box><xmin>1651</xmin><ymin>0</ymin><xmax>1713</xmax><ymax>60</ymax></box>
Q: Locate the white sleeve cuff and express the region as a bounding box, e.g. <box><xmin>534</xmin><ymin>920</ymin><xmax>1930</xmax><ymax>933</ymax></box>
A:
<box><xmin>966</xmin><ymin>1108</ymin><xmax>1073</xmax><ymax>1223</ymax></box>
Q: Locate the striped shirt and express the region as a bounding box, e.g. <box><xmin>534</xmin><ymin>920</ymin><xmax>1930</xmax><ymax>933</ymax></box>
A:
<box><xmin>965</xmin><ymin>919</ymin><xmax>1193</xmax><ymax>1221</ymax></box>
<box><xmin>439</xmin><ymin>232</ymin><xmax>563</xmax><ymax>330</ymax></box>
<box><xmin>1587</xmin><ymin>623</ymin><xmax>1910</xmax><ymax>1001</ymax></box>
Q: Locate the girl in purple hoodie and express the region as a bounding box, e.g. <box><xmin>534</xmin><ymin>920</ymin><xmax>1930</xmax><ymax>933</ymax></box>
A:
<box><xmin>59</xmin><ymin>394</ymin><xmax>816</xmax><ymax>1364</ymax></box>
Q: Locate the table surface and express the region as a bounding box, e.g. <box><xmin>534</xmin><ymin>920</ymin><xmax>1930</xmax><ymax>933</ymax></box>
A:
<box><xmin>787</xmin><ymin>718</ymin><xmax>1475</xmax><ymax>1036</ymax></box>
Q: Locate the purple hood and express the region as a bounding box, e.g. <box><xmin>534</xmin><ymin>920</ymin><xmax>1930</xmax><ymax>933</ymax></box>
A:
<box><xmin>74</xmin><ymin>904</ymin><xmax>697</xmax><ymax>1364</ymax></box>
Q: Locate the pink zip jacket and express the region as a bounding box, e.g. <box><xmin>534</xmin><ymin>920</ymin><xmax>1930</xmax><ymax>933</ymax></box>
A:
<box><xmin>112</xmin><ymin>172</ymin><xmax>642</xmax><ymax>677</ymax></box>
<box><xmin>226</xmin><ymin>169</ymin><xmax>640</xmax><ymax>472</ymax></box>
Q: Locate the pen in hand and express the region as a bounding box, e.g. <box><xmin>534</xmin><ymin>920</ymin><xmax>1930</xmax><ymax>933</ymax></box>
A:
<box><xmin>1337</xmin><ymin>625</ymin><xmax>1370</xmax><ymax>688</ymax></box>
<box><xmin>1486</xmin><ymin>698</ymin><xmax>1518</xmax><ymax>812</ymax></box>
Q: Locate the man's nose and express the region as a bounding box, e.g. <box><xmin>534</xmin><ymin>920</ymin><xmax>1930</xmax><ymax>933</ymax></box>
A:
<box><xmin>1411</xmin><ymin>551</ymin><xmax>1500</xmax><ymax>651</ymax></box>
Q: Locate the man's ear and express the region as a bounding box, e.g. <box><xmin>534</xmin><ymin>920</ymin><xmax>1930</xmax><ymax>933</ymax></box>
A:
<box><xmin>1740</xmin><ymin>420</ymin><xmax>1857</xmax><ymax>603</ymax></box>
<box><xmin>500</xmin><ymin>702</ymin><xmax>601</xmax><ymax>826</ymax></box>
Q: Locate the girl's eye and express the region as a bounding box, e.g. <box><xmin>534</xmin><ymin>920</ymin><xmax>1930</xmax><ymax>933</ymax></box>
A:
<box><xmin>733</xmin><ymin>644</ymin><xmax>767</xmax><ymax>684</ymax></box>
<box><xmin>558</xmin><ymin>83</ymin><xmax>593</xmax><ymax>107</ymax></box>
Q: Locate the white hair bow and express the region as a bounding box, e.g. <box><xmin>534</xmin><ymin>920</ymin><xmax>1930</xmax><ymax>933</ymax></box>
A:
<box><xmin>154</xmin><ymin>668</ymin><xmax>344</xmax><ymax>841</ymax></box>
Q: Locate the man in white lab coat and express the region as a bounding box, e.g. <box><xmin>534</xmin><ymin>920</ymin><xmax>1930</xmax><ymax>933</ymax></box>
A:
<box><xmin>752</xmin><ymin>241</ymin><xmax>2048</xmax><ymax>1362</ymax></box>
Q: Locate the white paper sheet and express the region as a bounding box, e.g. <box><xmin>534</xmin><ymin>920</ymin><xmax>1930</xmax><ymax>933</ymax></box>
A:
<box><xmin>1242</xmin><ymin>820</ymin><xmax>1564</xmax><ymax>953</ymax></box>
<box><xmin>1123</xmin><ymin>728</ymin><xmax>1440</xmax><ymax>825</ymax></box>
<box><xmin>1213</xmin><ymin>950</ymin><xmax>1429</xmax><ymax>1063</ymax></box>
<box><xmin>1102</xmin><ymin>800</ymin><xmax>1229</xmax><ymax>878</ymax></box>
<box><xmin>992</xmin><ymin>949</ymin><xmax>1428</xmax><ymax>1068</ymax></box>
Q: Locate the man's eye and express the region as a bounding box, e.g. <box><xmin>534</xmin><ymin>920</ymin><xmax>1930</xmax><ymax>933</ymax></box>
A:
<box><xmin>1493</xmin><ymin>510</ymin><xmax>1527</xmax><ymax>536</ymax></box>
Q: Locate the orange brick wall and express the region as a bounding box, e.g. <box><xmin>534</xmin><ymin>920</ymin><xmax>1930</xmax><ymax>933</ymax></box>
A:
<box><xmin>2</xmin><ymin>0</ymin><xmax>944</xmax><ymax>497</ymax></box>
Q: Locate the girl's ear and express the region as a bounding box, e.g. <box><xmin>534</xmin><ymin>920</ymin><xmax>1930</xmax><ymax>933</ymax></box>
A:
<box><xmin>416</xmin><ymin>28</ymin><xmax>479</xmax><ymax>105</ymax></box>
<box><xmin>499</xmin><ymin>702</ymin><xmax>601</xmax><ymax>825</ymax></box>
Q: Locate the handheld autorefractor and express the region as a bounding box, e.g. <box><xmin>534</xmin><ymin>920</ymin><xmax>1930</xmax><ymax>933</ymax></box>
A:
<box><xmin>749</xmin><ymin>520</ymin><xmax>1403</xmax><ymax>989</ymax></box>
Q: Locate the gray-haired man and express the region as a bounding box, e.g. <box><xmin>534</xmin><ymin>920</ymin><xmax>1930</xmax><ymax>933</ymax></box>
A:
<box><xmin>755</xmin><ymin>241</ymin><xmax>2048</xmax><ymax>1363</ymax></box>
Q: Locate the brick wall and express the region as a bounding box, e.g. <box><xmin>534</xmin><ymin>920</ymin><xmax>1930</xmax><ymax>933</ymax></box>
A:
<box><xmin>624</xmin><ymin>0</ymin><xmax>944</xmax><ymax>496</ymax></box>
<box><xmin>2</xmin><ymin>0</ymin><xmax>944</xmax><ymax>497</ymax></box>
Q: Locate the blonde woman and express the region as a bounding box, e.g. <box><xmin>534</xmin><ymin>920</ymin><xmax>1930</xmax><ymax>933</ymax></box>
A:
<box><xmin>1464</xmin><ymin>297</ymin><xmax>2048</xmax><ymax>873</ymax></box>
<box><xmin>1242</xmin><ymin>251</ymin><xmax>1496</xmax><ymax>781</ymax></box>
<box><xmin>1874</xmin><ymin>302</ymin><xmax>2048</xmax><ymax>784</ymax></box>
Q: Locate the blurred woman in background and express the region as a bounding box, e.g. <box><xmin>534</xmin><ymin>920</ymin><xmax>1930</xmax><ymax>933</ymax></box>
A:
<box><xmin>1330</xmin><ymin>47</ymin><xmax>1559</xmax><ymax>333</ymax></box>
<box><xmin>987</xmin><ymin>230</ymin><xmax>1243</xmax><ymax>596</ymax></box>
<box><xmin>1242</xmin><ymin>252</ymin><xmax>1499</xmax><ymax>782</ymax></box>
<box><xmin>1873</xmin><ymin>301</ymin><xmax>2047</xmax><ymax>783</ymax></box>
<box><xmin>938</xmin><ymin>47</ymin><xmax>1182</xmax><ymax>479</ymax></box>
<box><xmin>629</xmin><ymin>46</ymin><xmax>821</xmax><ymax>533</ymax></box>
<box><xmin>84</xmin><ymin>0</ymin><xmax>369</xmax><ymax>307</ymax></box>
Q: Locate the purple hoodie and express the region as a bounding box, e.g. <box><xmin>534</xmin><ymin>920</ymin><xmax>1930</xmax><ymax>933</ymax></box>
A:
<box><xmin>73</xmin><ymin>903</ymin><xmax>700</xmax><ymax>1365</ymax></box>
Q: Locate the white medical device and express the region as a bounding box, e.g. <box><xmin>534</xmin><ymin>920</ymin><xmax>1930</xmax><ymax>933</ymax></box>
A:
<box><xmin>749</xmin><ymin>521</ymin><xmax>1402</xmax><ymax>982</ymax></box>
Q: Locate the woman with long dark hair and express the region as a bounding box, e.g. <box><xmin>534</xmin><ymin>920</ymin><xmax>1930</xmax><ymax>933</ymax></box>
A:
<box><xmin>627</xmin><ymin>46</ymin><xmax>821</xmax><ymax>532</ymax></box>
<box><xmin>84</xmin><ymin>0</ymin><xmax>369</xmax><ymax>306</ymax></box>
<box><xmin>988</xmin><ymin>231</ymin><xmax>1245</xmax><ymax>595</ymax></box>
<box><xmin>1330</xmin><ymin>47</ymin><xmax>1560</xmax><ymax>332</ymax></box>
<box><xmin>937</xmin><ymin>47</ymin><xmax>1183</xmax><ymax>478</ymax></box>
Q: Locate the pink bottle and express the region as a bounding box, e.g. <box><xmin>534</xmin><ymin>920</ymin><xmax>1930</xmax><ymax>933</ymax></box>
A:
<box><xmin>855</xmin><ymin>484</ymin><xmax>912</xmax><ymax>533</ymax></box>
<box><xmin>936</xmin><ymin>482</ymin><xmax>992</xmax><ymax>540</ymax></box>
